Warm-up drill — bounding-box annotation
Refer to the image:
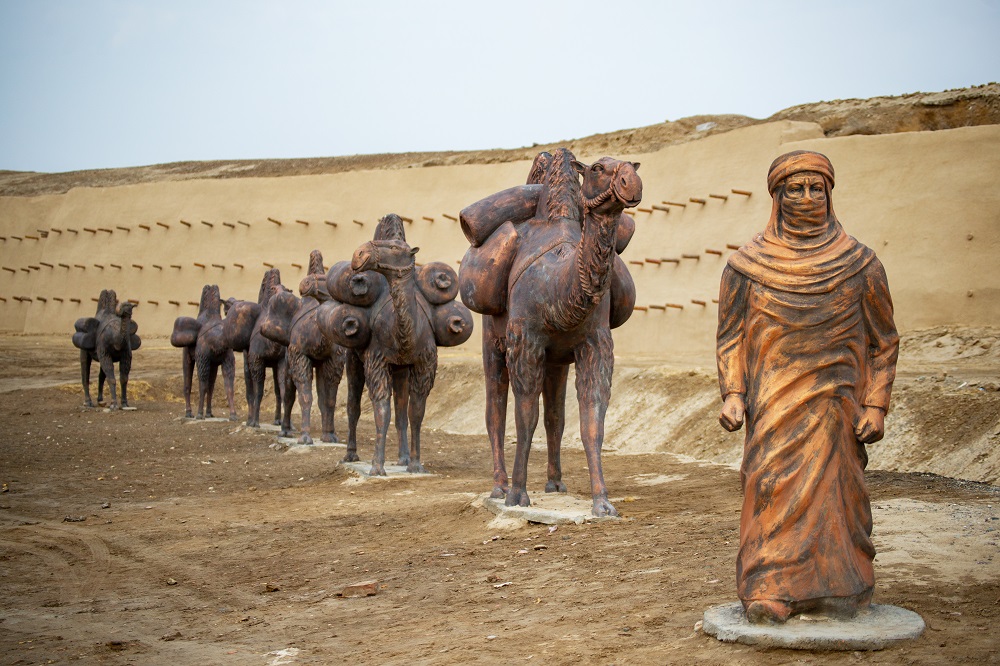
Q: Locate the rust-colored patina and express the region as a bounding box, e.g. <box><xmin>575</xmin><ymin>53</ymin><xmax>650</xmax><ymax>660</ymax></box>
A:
<box><xmin>459</xmin><ymin>148</ymin><xmax>641</xmax><ymax>517</ymax></box>
<box><xmin>72</xmin><ymin>289</ymin><xmax>141</xmax><ymax>409</ymax></box>
<box><xmin>716</xmin><ymin>150</ymin><xmax>899</xmax><ymax>623</ymax></box>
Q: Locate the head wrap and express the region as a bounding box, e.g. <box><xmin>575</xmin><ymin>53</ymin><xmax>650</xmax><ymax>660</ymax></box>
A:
<box><xmin>727</xmin><ymin>151</ymin><xmax>873</xmax><ymax>294</ymax></box>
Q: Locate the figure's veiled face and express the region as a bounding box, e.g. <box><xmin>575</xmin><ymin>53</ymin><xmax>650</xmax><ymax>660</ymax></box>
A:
<box><xmin>779</xmin><ymin>171</ymin><xmax>829</xmax><ymax>230</ymax></box>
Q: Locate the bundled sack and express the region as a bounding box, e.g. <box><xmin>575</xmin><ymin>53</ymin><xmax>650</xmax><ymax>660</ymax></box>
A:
<box><xmin>415</xmin><ymin>262</ymin><xmax>459</xmax><ymax>305</ymax></box>
<box><xmin>317</xmin><ymin>301</ymin><xmax>371</xmax><ymax>349</ymax></box>
<box><xmin>427</xmin><ymin>300</ymin><xmax>474</xmax><ymax>348</ymax></box>
<box><xmin>609</xmin><ymin>255</ymin><xmax>636</xmax><ymax>329</ymax></box>
<box><xmin>72</xmin><ymin>317</ymin><xmax>99</xmax><ymax>351</ymax></box>
<box><xmin>222</xmin><ymin>300</ymin><xmax>261</xmax><ymax>352</ymax></box>
<box><xmin>326</xmin><ymin>261</ymin><xmax>385</xmax><ymax>308</ymax></box>
<box><xmin>458</xmin><ymin>221</ymin><xmax>519</xmax><ymax>316</ymax></box>
<box><xmin>170</xmin><ymin>316</ymin><xmax>201</xmax><ymax>348</ymax></box>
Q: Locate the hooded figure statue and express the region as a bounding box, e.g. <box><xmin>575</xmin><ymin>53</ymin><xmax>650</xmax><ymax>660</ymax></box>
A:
<box><xmin>716</xmin><ymin>150</ymin><xmax>899</xmax><ymax>624</ymax></box>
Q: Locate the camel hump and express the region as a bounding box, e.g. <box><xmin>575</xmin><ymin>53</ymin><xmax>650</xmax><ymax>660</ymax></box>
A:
<box><xmin>609</xmin><ymin>255</ymin><xmax>636</xmax><ymax>329</ymax></box>
<box><xmin>258</xmin><ymin>289</ymin><xmax>299</xmax><ymax>346</ymax></box>
<box><xmin>317</xmin><ymin>301</ymin><xmax>371</xmax><ymax>349</ymax></box>
<box><xmin>460</xmin><ymin>184</ymin><xmax>542</xmax><ymax>247</ymax></box>
<box><xmin>223</xmin><ymin>300</ymin><xmax>261</xmax><ymax>352</ymax></box>
<box><xmin>170</xmin><ymin>316</ymin><xmax>201</xmax><ymax>347</ymax></box>
<box><xmin>326</xmin><ymin>261</ymin><xmax>386</xmax><ymax>307</ymax></box>
<box><xmin>428</xmin><ymin>300</ymin><xmax>475</xmax><ymax>347</ymax></box>
<box><xmin>416</xmin><ymin>262</ymin><xmax>459</xmax><ymax>305</ymax></box>
<box><xmin>72</xmin><ymin>317</ymin><xmax>99</xmax><ymax>350</ymax></box>
<box><xmin>458</xmin><ymin>221</ymin><xmax>519</xmax><ymax>316</ymax></box>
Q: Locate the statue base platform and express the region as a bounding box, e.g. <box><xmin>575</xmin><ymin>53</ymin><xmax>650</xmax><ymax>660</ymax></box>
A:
<box><xmin>702</xmin><ymin>602</ymin><xmax>925</xmax><ymax>650</ymax></box>
<box><xmin>184</xmin><ymin>416</ymin><xmax>231</xmax><ymax>423</ymax></box>
<box><xmin>276</xmin><ymin>437</ymin><xmax>346</xmax><ymax>452</ymax></box>
<box><xmin>341</xmin><ymin>461</ymin><xmax>436</xmax><ymax>479</ymax></box>
<box><xmin>478</xmin><ymin>492</ymin><xmax>617</xmax><ymax>526</ymax></box>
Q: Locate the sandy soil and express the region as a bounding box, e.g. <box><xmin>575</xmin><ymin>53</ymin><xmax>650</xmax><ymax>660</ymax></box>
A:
<box><xmin>0</xmin><ymin>333</ymin><xmax>998</xmax><ymax>665</ymax></box>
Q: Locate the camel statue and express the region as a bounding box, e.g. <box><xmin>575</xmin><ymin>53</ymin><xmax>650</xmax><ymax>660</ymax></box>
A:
<box><xmin>458</xmin><ymin>148</ymin><xmax>642</xmax><ymax>516</ymax></box>
<box><xmin>72</xmin><ymin>289</ymin><xmax>141</xmax><ymax>409</ymax></box>
<box><xmin>222</xmin><ymin>269</ymin><xmax>296</xmax><ymax>433</ymax></box>
<box><xmin>170</xmin><ymin>284</ymin><xmax>238</xmax><ymax>420</ymax></box>
<box><xmin>258</xmin><ymin>250</ymin><xmax>345</xmax><ymax>445</ymax></box>
<box><xmin>320</xmin><ymin>214</ymin><xmax>473</xmax><ymax>474</ymax></box>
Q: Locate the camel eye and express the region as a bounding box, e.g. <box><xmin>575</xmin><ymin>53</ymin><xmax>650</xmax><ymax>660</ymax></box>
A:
<box><xmin>593</xmin><ymin>163</ymin><xmax>604</xmax><ymax>173</ymax></box>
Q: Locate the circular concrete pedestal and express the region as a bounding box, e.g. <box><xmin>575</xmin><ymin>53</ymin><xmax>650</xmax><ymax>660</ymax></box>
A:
<box><xmin>703</xmin><ymin>602</ymin><xmax>925</xmax><ymax>650</ymax></box>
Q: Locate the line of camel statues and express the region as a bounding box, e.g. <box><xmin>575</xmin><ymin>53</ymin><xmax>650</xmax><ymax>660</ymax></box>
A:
<box><xmin>74</xmin><ymin>148</ymin><xmax>642</xmax><ymax>519</ymax></box>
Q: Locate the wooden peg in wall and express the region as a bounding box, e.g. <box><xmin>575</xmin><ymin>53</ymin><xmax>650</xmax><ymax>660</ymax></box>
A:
<box><xmin>110</xmin><ymin>263</ymin><xmax>122</xmax><ymax>269</ymax></box>
<box><xmin>188</xmin><ymin>301</ymin><xmax>198</xmax><ymax>306</ymax></box>
<box><xmin>442</xmin><ymin>214</ymin><xmax>458</xmax><ymax>222</ymax></box>
<box><xmin>169</xmin><ymin>300</ymin><xmax>180</xmax><ymax>306</ymax></box>
<box><xmin>663</xmin><ymin>201</ymin><xmax>687</xmax><ymax>208</ymax></box>
<box><xmin>666</xmin><ymin>303</ymin><xmax>684</xmax><ymax>310</ymax></box>
<box><xmin>212</xmin><ymin>264</ymin><xmax>225</xmax><ymax>270</ymax></box>
<box><xmin>324</xmin><ymin>220</ymin><xmax>338</xmax><ymax>228</ymax></box>
<box><xmin>157</xmin><ymin>222</ymin><xmax>170</xmax><ymax>229</ymax></box>
<box><xmin>296</xmin><ymin>220</ymin><xmax>309</xmax><ymax>226</ymax></box>
<box><xmin>193</xmin><ymin>262</ymin><xmax>206</xmax><ymax>268</ymax></box>
<box><xmin>633</xmin><ymin>305</ymin><xmax>648</xmax><ymax>311</ymax></box>
<box><xmin>233</xmin><ymin>263</ymin><xmax>244</xmax><ymax>269</ymax></box>
<box><xmin>263</xmin><ymin>262</ymin><xmax>274</xmax><ymax>268</ymax></box>
<box><xmin>291</xmin><ymin>263</ymin><xmax>303</xmax><ymax>269</ymax></box>
<box><xmin>726</xmin><ymin>243</ymin><xmax>741</xmax><ymax>250</ymax></box>
<box><xmin>133</xmin><ymin>264</ymin><xmax>143</xmax><ymax>269</ymax></box>
<box><xmin>201</xmin><ymin>220</ymin><xmax>214</xmax><ymax>228</ymax></box>
<box><xmin>422</xmin><ymin>216</ymin><xmax>434</xmax><ymax>222</ymax></box>
<box><xmin>40</xmin><ymin>262</ymin><xmax>54</xmax><ymax>268</ymax></box>
<box><xmin>222</xmin><ymin>222</ymin><xmax>235</xmax><ymax>229</ymax></box>
<box><xmin>117</xmin><ymin>225</ymin><xmax>130</xmax><ymax>232</ymax></box>
<box><xmin>636</xmin><ymin>207</ymin><xmax>652</xmax><ymax>213</ymax></box>
<box><xmin>58</xmin><ymin>263</ymin><xmax>70</xmax><ymax>269</ymax></box>
<box><xmin>70</xmin><ymin>298</ymin><xmax>81</xmax><ymax>303</ymax></box>
<box><xmin>267</xmin><ymin>217</ymin><xmax>282</xmax><ymax>226</ymax></box>
<box><xmin>681</xmin><ymin>254</ymin><xmax>700</xmax><ymax>260</ymax></box>
<box><xmin>237</xmin><ymin>220</ymin><xmax>250</xmax><ymax>227</ymax></box>
<box><xmin>689</xmin><ymin>198</ymin><xmax>707</xmax><ymax>205</ymax></box>
<box><xmin>651</xmin><ymin>205</ymin><xmax>670</xmax><ymax>212</ymax></box>
<box><xmin>732</xmin><ymin>189</ymin><xmax>752</xmax><ymax>197</ymax></box>
<box><xmin>179</xmin><ymin>220</ymin><xmax>192</xmax><ymax>227</ymax></box>
<box><xmin>138</xmin><ymin>224</ymin><xmax>151</xmax><ymax>231</ymax></box>
<box><xmin>705</xmin><ymin>249</ymin><xmax>723</xmax><ymax>256</ymax></box>
<box><xmin>628</xmin><ymin>260</ymin><xmax>644</xmax><ymax>266</ymax></box>
<box><xmin>649</xmin><ymin>304</ymin><xmax>666</xmax><ymax>310</ymax></box>
<box><xmin>709</xmin><ymin>193</ymin><xmax>729</xmax><ymax>201</ymax></box>
<box><xmin>691</xmin><ymin>299</ymin><xmax>707</xmax><ymax>306</ymax></box>
<box><xmin>353</xmin><ymin>220</ymin><xmax>364</xmax><ymax>226</ymax></box>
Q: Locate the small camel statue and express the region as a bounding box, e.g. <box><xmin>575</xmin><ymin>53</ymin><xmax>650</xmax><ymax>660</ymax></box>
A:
<box><xmin>322</xmin><ymin>227</ymin><xmax>473</xmax><ymax>476</ymax></box>
<box><xmin>72</xmin><ymin>288</ymin><xmax>141</xmax><ymax>409</ymax></box>
<box><xmin>222</xmin><ymin>269</ymin><xmax>296</xmax><ymax>433</ymax></box>
<box><xmin>170</xmin><ymin>284</ymin><xmax>238</xmax><ymax>420</ymax></box>
<box><xmin>458</xmin><ymin>148</ymin><xmax>642</xmax><ymax>516</ymax></box>
<box><xmin>258</xmin><ymin>250</ymin><xmax>345</xmax><ymax>445</ymax></box>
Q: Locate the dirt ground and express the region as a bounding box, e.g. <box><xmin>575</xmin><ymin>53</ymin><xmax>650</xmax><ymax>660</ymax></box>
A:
<box><xmin>1</xmin><ymin>335</ymin><xmax>998</xmax><ymax>665</ymax></box>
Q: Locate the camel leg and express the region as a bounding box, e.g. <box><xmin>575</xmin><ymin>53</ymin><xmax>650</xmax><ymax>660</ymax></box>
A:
<box><xmin>81</xmin><ymin>350</ymin><xmax>94</xmax><ymax>407</ymax></box>
<box><xmin>543</xmin><ymin>363</ymin><xmax>569</xmax><ymax>493</ymax></box>
<box><xmin>270</xmin><ymin>365</ymin><xmax>282</xmax><ymax>426</ymax></box>
<box><xmin>364</xmin><ymin>351</ymin><xmax>391</xmax><ymax>476</ymax></box>
<box><xmin>289</xmin><ymin>348</ymin><xmax>314</xmax><ymax>445</ymax></box>
<box><xmin>575</xmin><ymin>329</ymin><xmax>617</xmax><ymax>517</ymax></box>
<box><xmin>199</xmin><ymin>357</ymin><xmax>215</xmax><ymax>419</ymax></box>
<box><xmin>405</xmin><ymin>348</ymin><xmax>437</xmax><ymax>474</ymax></box>
<box><xmin>506</xmin><ymin>320</ymin><xmax>545</xmax><ymax>508</ymax></box>
<box><xmin>98</xmin><ymin>352</ymin><xmax>120</xmax><ymax>410</ymax></box>
<box><xmin>279</xmin><ymin>357</ymin><xmax>296</xmax><ymax>437</ymax></box>
<box><xmin>317</xmin><ymin>354</ymin><xmax>344</xmax><ymax>443</ymax></box>
<box><xmin>343</xmin><ymin>351</ymin><xmax>364</xmax><ymax>463</ymax></box>
<box><xmin>120</xmin><ymin>349</ymin><xmax>132</xmax><ymax>408</ymax></box>
<box><xmin>392</xmin><ymin>366</ymin><xmax>410</xmax><ymax>465</ymax></box>
<box><xmin>222</xmin><ymin>350</ymin><xmax>237</xmax><ymax>421</ymax></box>
<box><xmin>483</xmin><ymin>317</ymin><xmax>510</xmax><ymax>498</ymax></box>
<box><xmin>182</xmin><ymin>346</ymin><xmax>195</xmax><ymax>418</ymax></box>
<box><xmin>97</xmin><ymin>366</ymin><xmax>106</xmax><ymax>405</ymax></box>
<box><xmin>247</xmin><ymin>353</ymin><xmax>266</xmax><ymax>427</ymax></box>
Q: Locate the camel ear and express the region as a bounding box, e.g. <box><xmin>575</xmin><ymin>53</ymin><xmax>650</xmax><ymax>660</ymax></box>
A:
<box><xmin>571</xmin><ymin>160</ymin><xmax>588</xmax><ymax>175</ymax></box>
<box><xmin>410</xmin><ymin>247</ymin><xmax>420</xmax><ymax>256</ymax></box>
<box><xmin>631</xmin><ymin>162</ymin><xmax>640</xmax><ymax>171</ymax></box>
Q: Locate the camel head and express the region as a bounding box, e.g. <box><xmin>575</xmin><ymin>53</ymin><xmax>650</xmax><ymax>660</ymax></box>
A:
<box><xmin>222</xmin><ymin>297</ymin><xmax>237</xmax><ymax>316</ymax></box>
<box><xmin>574</xmin><ymin>157</ymin><xmax>642</xmax><ymax>214</ymax></box>
<box><xmin>352</xmin><ymin>240</ymin><xmax>419</xmax><ymax>279</ymax></box>
<box><xmin>116</xmin><ymin>301</ymin><xmax>137</xmax><ymax>318</ymax></box>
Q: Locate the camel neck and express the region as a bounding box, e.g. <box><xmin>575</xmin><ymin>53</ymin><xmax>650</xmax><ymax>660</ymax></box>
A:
<box><xmin>556</xmin><ymin>207</ymin><xmax>620</xmax><ymax>331</ymax></box>
<box><xmin>385</xmin><ymin>270</ymin><xmax>417</xmax><ymax>359</ymax></box>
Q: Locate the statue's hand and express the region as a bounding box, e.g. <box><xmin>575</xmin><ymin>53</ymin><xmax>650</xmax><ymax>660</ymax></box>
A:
<box><xmin>855</xmin><ymin>406</ymin><xmax>886</xmax><ymax>444</ymax></box>
<box><xmin>719</xmin><ymin>394</ymin><xmax>745</xmax><ymax>432</ymax></box>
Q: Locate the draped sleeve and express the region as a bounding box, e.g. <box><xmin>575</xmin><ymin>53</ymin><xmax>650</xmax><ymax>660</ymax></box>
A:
<box><xmin>860</xmin><ymin>258</ymin><xmax>899</xmax><ymax>410</ymax></box>
<box><xmin>716</xmin><ymin>265</ymin><xmax>749</xmax><ymax>399</ymax></box>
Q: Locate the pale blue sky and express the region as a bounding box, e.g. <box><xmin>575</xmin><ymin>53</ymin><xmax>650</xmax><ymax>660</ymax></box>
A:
<box><xmin>1</xmin><ymin>0</ymin><xmax>997</xmax><ymax>173</ymax></box>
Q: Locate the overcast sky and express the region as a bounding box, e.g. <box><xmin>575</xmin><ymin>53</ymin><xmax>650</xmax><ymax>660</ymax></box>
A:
<box><xmin>1</xmin><ymin>0</ymin><xmax>997</xmax><ymax>174</ymax></box>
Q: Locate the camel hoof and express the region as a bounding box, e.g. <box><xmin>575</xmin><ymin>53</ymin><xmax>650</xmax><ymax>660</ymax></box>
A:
<box><xmin>272</xmin><ymin>419</ymin><xmax>281</xmax><ymax>426</ymax></box>
<box><xmin>229</xmin><ymin>414</ymin><xmax>239</xmax><ymax>422</ymax></box>
<box><xmin>397</xmin><ymin>456</ymin><xmax>410</xmax><ymax>467</ymax></box>
<box><xmin>280</xmin><ymin>428</ymin><xmax>293</xmax><ymax>437</ymax></box>
<box><xmin>505</xmin><ymin>488</ymin><xmax>530</xmax><ymax>508</ymax></box>
<box><xmin>407</xmin><ymin>462</ymin><xmax>428</xmax><ymax>474</ymax></box>
<box><xmin>369</xmin><ymin>464</ymin><xmax>387</xmax><ymax>477</ymax></box>
<box><xmin>322</xmin><ymin>432</ymin><xmax>339</xmax><ymax>444</ymax></box>
<box><xmin>545</xmin><ymin>480</ymin><xmax>567</xmax><ymax>493</ymax></box>
<box><xmin>247</xmin><ymin>420</ymin><xmax>260</xmax><ymax>429</ymax></box>
<box><xmin>196</xmin><ymin>414</ymin><xmax>205</xmax><ymax>420</ymax></box>
<box><xmin>84</xmin><ymin>400</ymin><xmax>94</xmax><ymax>408</ymax></box>
<box><xmin>592</xmin><ymin>497</ymin><xmax>618</xmax><ymax>518</ymax></box>
<box><xmin>299</xmin><ymin>434</ymin><xmax>314</xmax><ymax>446</ymax></box>
<box><xmin>489</xmin><ymin>486</ymin><xmax>508</xmax><ymax>499</ymax></box>
<box><xmin>342</xmin><ymin>452</ymin><xmax>360</xmax><ymax>463</ymax></box>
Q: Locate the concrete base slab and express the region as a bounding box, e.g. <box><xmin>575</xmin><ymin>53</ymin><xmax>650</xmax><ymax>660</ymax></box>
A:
<box><xmin>341</xmin><ymin>461</ymin><xmax>435</xmax><ymax>479</ymax></box>
<box><xmin>702</xmin><ymin>602</ymin><xmax>925</xmax><ymax>651</ymax></box>
<box><xmin>184</xmin><ymin>417</ymin><xmax>231</xmax><ymax>423</ymax></box>
<box><xmin>280</xmin><ymin>439</ymin><xmax>347</xmax><ymax>454</ymax></box>
<box><xmin>257</xmin><ymin>423</ymin><xmax>282</xmax><ymax>432</ymax></box>
<box><xmin>479</xmin><ymin>492</ymin><xmax>616</xmax><ymax>525</ymax></box>
<box><xmin>100</xmin><ymin>406</ymin><xmax>138</xmax><ymax>412</ymax></box>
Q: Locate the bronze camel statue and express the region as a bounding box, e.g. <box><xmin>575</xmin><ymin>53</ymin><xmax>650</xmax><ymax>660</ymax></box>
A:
<box><xmin>222</xmin><ymin>269</ymin><xmax>296</xmax><ymax>433</ymax></box>
<box><xmin>72</xmin><ymin>288</ymin><xmax>141</xmax><ymax>409</ymax></box>
<box><xmin>259</xmin><ymin>250</ymin><xmax>346</xmax><ymax>445</ymax></box>
<box><xmin>459</xmin><ymin>148</ymin><xmax>641</xmax><ymax>516</ymax></box>
<box><xmin>321</xmin><ymin>214</ymin><xmax>473</xmax><ymax>474</ymax></box>
<box><xmin>170</xmin><ymin>284</ymin><xmax>238</xmax><ymax>420</ymax></box>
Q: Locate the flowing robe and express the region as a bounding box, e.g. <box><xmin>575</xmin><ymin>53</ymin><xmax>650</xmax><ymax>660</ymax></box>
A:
<box><xmin>716</xmin><ymin>253</ymin><xmax>898</xmax><ymax>605</ymax></box>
